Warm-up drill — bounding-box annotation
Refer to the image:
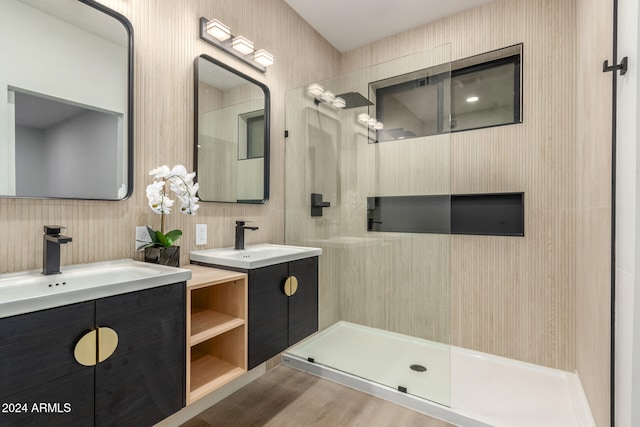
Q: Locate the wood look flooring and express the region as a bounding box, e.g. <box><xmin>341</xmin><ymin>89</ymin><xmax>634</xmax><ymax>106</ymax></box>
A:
<box><xmin>181</xmin><ymin>366</ymin><xmax>453</xmax><ymax>427</ymax></box>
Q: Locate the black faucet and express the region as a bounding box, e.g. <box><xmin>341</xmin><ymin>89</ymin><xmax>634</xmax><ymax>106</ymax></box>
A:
<box><xmin>42</xmin><ymin>226</ymin><xmax>72</xmax><ymax>275</ymax></box>
<box><xmin>235</xmin><ymin>221</ymin><xmax>258</xmax><ymax>250</ymax></box>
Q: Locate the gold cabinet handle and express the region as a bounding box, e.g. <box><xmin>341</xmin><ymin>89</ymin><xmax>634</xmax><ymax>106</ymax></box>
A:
<box><xmin>74</xmin><ymin>329</ymin><xmax>98</xmax><ymax>366</ymax></box>
<box><xmin>98</xmin><ymin>327</ymin><xmax>119</xmax><ymax>363</ymax></box>
<box><xmin>284</xmin><ymin>276</ymin><xmax>299</xmax><ymax>297</ymax></box>
<box><xmin>73</xmin><ymin>327</ymin><xmax>119</xmax><ymax>366</ymax></box>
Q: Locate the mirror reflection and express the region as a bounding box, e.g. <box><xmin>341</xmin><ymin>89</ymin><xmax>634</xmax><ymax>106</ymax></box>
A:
<box><xmin>195</xmin><ymin>55</ymin><xmax>270</xmax><ymax>203</ymax></box>
<box><xmin>0</xmin><ymin>0</ymin><xmax>132</xmax><ymax>200</ymax></box>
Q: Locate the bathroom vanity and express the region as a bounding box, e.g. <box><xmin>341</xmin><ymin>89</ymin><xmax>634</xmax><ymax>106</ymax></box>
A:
<box><xmin>245</xmin><ymin>256</ymin><xmax>318</xmax><ymax>368</ymax></box>
<box><xmin>191</xmin><ymin>244</ymin><xmax>321</xmax><ymax>369</ymax></box>
<box><xmin>0</xmin><ymin>260</ymin><xmax>190</xmax><ymax>427</ymax></box>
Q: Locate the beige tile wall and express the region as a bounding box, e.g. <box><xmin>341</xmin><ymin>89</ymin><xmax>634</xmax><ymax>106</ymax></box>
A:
<box><xmin>340</xmin><ymin>0</ymin><xmax>580</xmax><ymax>371</ymax></box>
<box><xmin>0</xmin><ymin>0</ymin><xmax>341</xmax><ymax>274</ymax></box>
<box><xmin>575</xmin><ymin>0</ymin><xmax>613</xmax><ymax>424</ymax></box>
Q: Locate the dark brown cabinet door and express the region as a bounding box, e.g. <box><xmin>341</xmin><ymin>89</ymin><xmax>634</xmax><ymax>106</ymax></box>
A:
<box><xmin>0</xmin><ymin>302</ymin><xmax>95</xmax><ymax>427</ymax></box>
<box><xmin>246</xmin><ymin>258</ymin><xmax>318</xmax><ymax>369</ymax></box>
<box><xmin>247</xmin><ymin>263</ymin><xmax>289</xmax><ymax>369</ymax></box>
<box><xmin>288</xmin><ymin>257</ymin><xmax>318</xmax><ymax>346</ymax></box>
<box><xmin>94</xmin><ymin>283</ymin><xmax>186</xmax><ymax>427</ymax></box>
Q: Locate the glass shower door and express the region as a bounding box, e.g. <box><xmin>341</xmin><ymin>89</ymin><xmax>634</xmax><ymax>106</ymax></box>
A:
<box><xmin>284</xmin><ymin>44</ymin><xmax>452</xmax><ymax>407</ymax></box>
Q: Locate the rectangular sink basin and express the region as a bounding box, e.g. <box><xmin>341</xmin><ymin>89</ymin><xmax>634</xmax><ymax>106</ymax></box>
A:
<box><xmin>190</xmin><ymin>243</ymin><xmax>322</xmax><ymax>269</ymax></box>
<box><xmin>0</xmin><ymin>259</ymin><xmax>191</xmax><ymax>318</ymax></box>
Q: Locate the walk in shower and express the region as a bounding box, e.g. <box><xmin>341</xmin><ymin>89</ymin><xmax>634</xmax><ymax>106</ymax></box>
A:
<box><xmin>282</xmin><ymin>44</ymin><xmax>594</xmax><ymax>427</ymax></box>
<box><xmin>283</xmin><ymin>45</ymin><xmax>453</xmax><ymax>406</ymax></box>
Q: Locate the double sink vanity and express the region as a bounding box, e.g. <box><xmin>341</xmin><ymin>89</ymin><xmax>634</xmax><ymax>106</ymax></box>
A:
<box><xmin>0</xmin><ymin>242</ymin><xmax>321</xmax><ymax>426</ymax></box>
<box><xmin>1</xmin><ymin>0</ymin><xmax>315</xmax><ymax>424</ymax></box>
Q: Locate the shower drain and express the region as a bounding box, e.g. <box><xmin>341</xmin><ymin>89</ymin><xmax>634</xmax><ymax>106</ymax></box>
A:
<box><xmin>410</xmin><ymin>364</ymin><xmax>427</xmax><ymax>372</ymax></box>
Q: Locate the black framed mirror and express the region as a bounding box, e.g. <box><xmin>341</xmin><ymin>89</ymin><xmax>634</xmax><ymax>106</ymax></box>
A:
<box><xmin>195</xmin><ymin>55</ymin><xmax>270</xmax><ymax>204</ymax></box>
<box><xmin>0</xmin><ymin>0</ymin><xmax>134</xmax><ymax>200</ymax></box>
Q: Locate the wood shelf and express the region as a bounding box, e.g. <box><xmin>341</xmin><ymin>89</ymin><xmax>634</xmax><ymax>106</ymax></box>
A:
<box><xmin>189</xmin><ymin>351</ymin><xmax>245</xmax><ymax>403</ymax></box>
<box><xmin>190</xmin><ymin>307</ymin><xmax>245</xmax><ymax>346</ymax></box>
<box><xmin>184</xmin><ymin>265</ymin><xmax>248</xmax><ymax>405</ymax></box>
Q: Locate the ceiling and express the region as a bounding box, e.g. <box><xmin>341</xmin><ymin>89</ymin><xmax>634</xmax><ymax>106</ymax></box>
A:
<box><xmin>284</xmin><ymin>0</ymin><xmax>493</xmax><ymax>52</ymax></box>
<box><xmin>20</xmin><ymin>0</ymin><xmax>127</xmax><ymax>46</ymax></box>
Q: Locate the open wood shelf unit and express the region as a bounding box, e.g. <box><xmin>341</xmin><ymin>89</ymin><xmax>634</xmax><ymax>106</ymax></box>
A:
<box><xmin>185</xmin><ymin>265</ymin><xmax>248</xmax><ymax>405</ymax></box>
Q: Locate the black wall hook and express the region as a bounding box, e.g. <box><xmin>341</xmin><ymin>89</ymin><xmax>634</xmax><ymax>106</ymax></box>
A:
<box><xmin>603</xmin><ymin>56</ymin><xmax>628</xmax><ymax>75</ymax></box>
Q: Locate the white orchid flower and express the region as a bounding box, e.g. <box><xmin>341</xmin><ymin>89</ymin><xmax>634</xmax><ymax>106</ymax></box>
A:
<box><xmin>169</xmin><ymin>179</ymin><xmax>187</xmax><ymax>194</ymax></box>
<box><xmin>184</xmin><ymin>171</ymin><xmax>196</xmax><ymax>183</ymax></box>
<box><xmin>117</xmin><ymin>184</ymin><xmax>127</xmax><ymax>199</ymax></box>
<box><xmin>146</xmin><ymin>180</ymin><xmax>164</xmax><ymax>195</ymax></box>
<box><xmin>170</xmin><ymin>164</ymin><xmax>188</xmax><ymax>177</ymax></box>
<box><xmin>148</xmin><ymin>194</ymin><xmax>174</xmax><ymax>215</ymax></box>
<box><xmin>144</xmin><ymin>165</ymin><xmax>199</xmax><ymax>248</ymax></box>
<box><xmin>149</xmin><ymin>165</ymin><xmax>171</xmax><ymax>179</ymax></box>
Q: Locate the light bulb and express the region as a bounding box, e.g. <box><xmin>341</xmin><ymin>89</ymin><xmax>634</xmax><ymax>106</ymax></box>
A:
<box><xmin>358</xmin><ymin>113</ymin><xmax>370</xmax><ymax>124</ymax></box>
<box><xmin>321</xmin><ymin>91</ymin><xmax>336</xmax><ymax>103</ymax></box>
<box><xmin>206</xmin><ymin>19</ymin><xmax>231</xmax><ymax>41</ymax></box>
<box><xmin>232</xmin><ymin>36</ymin><xmax>254</xmax><ymax>55</ymax></box>
<box><xmin>308</xmin><ymin>83</ymin><xmax>324</xmax><ymax>97</ymax></box>
<box><xmin>254</xmin><ymin>49</ymin><xmax>274</xmax><ymax>67</ymax></box>
<box><xmin>332</xmin><ymin>97</ymin><xmax>346</xmax><ymax>108</ymax></box>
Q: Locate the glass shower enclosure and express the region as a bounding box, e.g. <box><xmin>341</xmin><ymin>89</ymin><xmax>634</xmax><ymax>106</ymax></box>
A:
<box><xmin>284</xmin><ymin>44</ymin><xmax>452</xmax><ymax>406</ymax></box>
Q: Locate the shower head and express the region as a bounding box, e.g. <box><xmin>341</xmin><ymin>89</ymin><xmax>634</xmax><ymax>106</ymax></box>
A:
<box><xmin>335</xmin><ymin>91</ymin><xmax>373</xmax><ymax>109</ymax></box>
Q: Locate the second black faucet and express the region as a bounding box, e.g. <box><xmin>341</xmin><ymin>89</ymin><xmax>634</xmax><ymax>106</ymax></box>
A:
<box><xmin>235</xmin><ymin>221</ymin><xmax>258</xmax><ymax>250</ymax></box>
<box><xmin>42</xmin><ymin>225</ymin><xmax>72</xmax><ymax>275</ymax></box>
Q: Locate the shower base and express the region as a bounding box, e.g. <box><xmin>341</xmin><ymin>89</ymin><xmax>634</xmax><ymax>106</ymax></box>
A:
<box><xmin>282</xmin><ymin>321</ymin><xmax>594</xmax><ymax>427</ymax></box>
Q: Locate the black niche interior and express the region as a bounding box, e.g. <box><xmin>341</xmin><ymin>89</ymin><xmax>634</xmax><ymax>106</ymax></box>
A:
<box><xmin>367</xmin><ymin>192</ymin><xmax>524</xmax><ymax>237</ymax></box>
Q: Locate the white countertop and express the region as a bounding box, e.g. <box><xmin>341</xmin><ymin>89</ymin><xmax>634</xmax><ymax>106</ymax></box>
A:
<box><xmin>0</xmin><ymin>259</ymin><xmax>192</xmax><ymax>318</ymax></box>
<box><xmin>190</xmin><ymin>243</ymin><xmax>322</xmax><ymax>269</ymax></box>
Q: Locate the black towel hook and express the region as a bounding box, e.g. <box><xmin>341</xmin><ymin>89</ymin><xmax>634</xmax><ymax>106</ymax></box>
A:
<box><xmin>603</xmin><ymin>56</ymin><xmax>628</xmax><ymax>75</ymax></box>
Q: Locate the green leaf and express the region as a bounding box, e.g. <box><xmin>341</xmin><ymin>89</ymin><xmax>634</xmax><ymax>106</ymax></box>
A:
<box><xmin>137</xmin><ymin>242</ymin><xmax>157</xmax><ymax>250</ymax></box>
<box><xmin>164</xmin><ymin>229</ymin><xmax>182</xmax><ymax>247</ymax></box>
<box><xmin>140</xmin><ymin>227</ymin><xmax>181</xmax><ymax>249</ymax></box>
<box><xmin>155</xmin><ymin>231</ymin><xmax>170</xmax><ymax>247</ymax></box>
<box><xmin>146</xmin><ymin>226</ymin><xmax>160</xmax><ymax>244</ymax></box>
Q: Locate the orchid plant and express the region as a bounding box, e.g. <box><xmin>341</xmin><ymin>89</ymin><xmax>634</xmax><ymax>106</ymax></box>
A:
<box><xmin>139</xmin><ymin>164</ymin><xmax>200</xmax><ymax>249</ymax></box>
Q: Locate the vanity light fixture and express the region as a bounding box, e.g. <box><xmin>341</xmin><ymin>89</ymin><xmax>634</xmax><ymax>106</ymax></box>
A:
<box><xmin>321</xmin><ymin>90</ymin><xmax>336</xmax><ymax>103</ymax></box>
<box><xmin>205</xmin><ymin>19</ymin><xmax>231</xmax><ymax>41</ymax></box>
<box><xmin>199</xmin><ymin>17</ymin><xmax>273</xmax><ymax>73</ymax></box>
<box><xmin>254</xmin><ymin>49</ymin><xmax>274</xmax><ymax>67</ymax></box>
<box><xmin>307</xmin><ymin>83</ymin><xmax>346</xmax><ymax>109</ymax></box>
<box><xmin>232</xmin><ymin>35</ymin><xmax>254</xmax><ymax>55</ymax></box>
<box><xmin>358</xmin><ymin>113</ymin><xmax>370</xmax><ymax>124</ymax></box>
<box><xmin>357</xmin><ymin>113</ymin><xmax>383</xmax><ymax>130</ymax></box>
<box><xmin>332</xmin><ymin>97</ymin><xmax>346</xmax><ymax>108</ymax></box>
<box><xmin>466</xmin><ymin>96</ymin><xmax>479</xmax><ymax>103</ymax></box>
<box><xmin>307</xmin><ymin>83</ymin><xmax>325</xmax><ymax>98</ymax></box>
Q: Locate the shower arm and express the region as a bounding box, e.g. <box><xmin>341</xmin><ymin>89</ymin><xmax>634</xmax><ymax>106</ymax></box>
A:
<box><xmin>311</xmin><ymin>193</ymin><xmax>331</xmax><ymax>217</ymax></box>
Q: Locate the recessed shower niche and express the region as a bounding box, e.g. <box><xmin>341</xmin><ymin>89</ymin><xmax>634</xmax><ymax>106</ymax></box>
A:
<box><xmin>367</xmin><ymin>193</ymin><xmax>524</xmax><ymax>236</ymax></box>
